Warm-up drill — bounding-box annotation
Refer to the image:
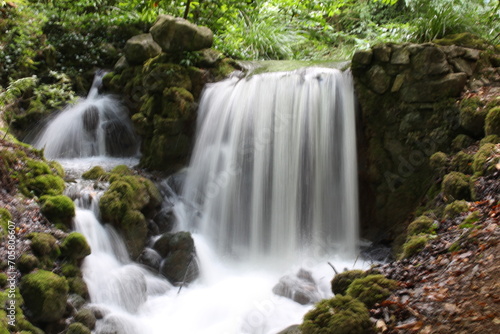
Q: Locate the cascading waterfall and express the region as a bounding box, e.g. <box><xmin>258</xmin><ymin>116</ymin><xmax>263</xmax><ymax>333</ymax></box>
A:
<box><xmin>181</xmin><ymin>67</ymin><xmax>359</xmax><ymax>261</ymax></box>
<box><xmin>41</xmin><ymin>66</ymin><xmax>361</xmax><ymax>334</ymax></box>
<box><xmin>31</xmin><ymin>72</ymin><xmax>138</xmax><ymax>159</ymax></box>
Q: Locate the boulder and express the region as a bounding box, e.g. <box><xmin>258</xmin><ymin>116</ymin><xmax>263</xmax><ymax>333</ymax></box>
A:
<box><xmin>150</xmin><ymin>15</ymin><xmax>213</xmax><ymax>52</ymax></box>
<box><xmin>272</xmin><ymin>269</ymin><xmax>321</xmax><ymax>305</ymax></box>
<box><xmin>138</xmin><ymin>247</ymin><xmax>162</xmax><ymax>271</ymax></box>
<box><xmin>401</xmin><ymin>72</ymin><xmax>467</xmax><ymax>103</ymax></box>
<box><xmin>124</xmin><ymin>33</ymin><xmax>162</xmax><ymax>65</ymax></box>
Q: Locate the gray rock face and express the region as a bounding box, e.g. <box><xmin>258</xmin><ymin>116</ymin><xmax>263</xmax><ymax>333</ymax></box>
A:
<box><xmin>150</xmin><ymin>15</ymin><xmax>213</xmax><ymax>52</ymax></box>
<box><xmin>124</xmin><ymin>33</ymin><xmax>162</xmax><ymax>65</ymax></box>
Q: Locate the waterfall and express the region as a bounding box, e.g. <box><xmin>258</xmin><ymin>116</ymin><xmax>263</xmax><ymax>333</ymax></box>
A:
<box><xmin>31</xmin><ymin>72</ymin><xmax>138</xmax><ymax>159</ymax></box>
<box><xmin>181</xmin><ymin>67</ymin><xmax>359</xmax><ymax>260</ymax></box>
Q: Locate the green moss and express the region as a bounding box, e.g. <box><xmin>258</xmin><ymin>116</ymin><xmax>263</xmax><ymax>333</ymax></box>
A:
<box><xmin>67</xmin><ymin>277</ymin><xmax>89</xmax><ymax>298</ymax></box>
<box><xmin>61</xmin><ymin>263</ymin><xmax>82</xmax><ymax>277</ymax></box>
<box><xmin>60</xmin><ymin>232</ymin><xmax>91</xmax><ymax>261</ymax></box>
<box><xmin>472</xmin><ymin>143</ymin><xmax>498</xmax><ymax>176</ymax></box>
<box><xmin>429</xmin><ymin>152</ymin><xmax>448</xmax><ymax>172</ymax></box>
<box><xmin>48</xmin><ymin>160</ymin><xmax>65</xmax><ymax>178</ymax></box>
<box><xmin>300</xmin><ymin>295</ymin><xmax>371</xmax><ymax>334</ymax></box>
<box><xmin>400</xmin><ymin>235</ymin><xmax>429</xmax><ymax>259</ymax></box>
<box><xmin>407</xmin><ymin>215</ymin><xmax>437</xmax><ymax>236</ymax></box>
<box><xmin>485</xmin><ymin>107</ymin><xmax>500</xmax><ymax>136</ymax></box>
<box><xmin>121</xmin><ymin>209</ymin><xmax>148</xmax><ymax>259</ymax></box>
<box><xmin>99</xmin><ymin>190</ymin><xmax>127</xmax><ymax>222</ymax></box>
<box><xmin>480</xmin><ymin>135</ymin><xmax>500</xmax><ymax>146</ymax></box>
<box><xmin>451</xmin><ymin>134</ymin><xmax>475</xmax><ymax>151</ymax></box>
<box><xmin>17</xmin><ymin>254</ymin><xmax>39</xmax><ymax>274</ymax></box>
<box><xmin>110</xmin><ymin>164</ymin><xmax>134</xmax><ymax>176</ymax></box>
<box><xmin>443</xmin><ymin>200</ymin><xmax>469</xmax><ymax>219</ymax></box>
<box><xmin>27</xmin><ymin>232</ymin><xmax>60</xmax><ymax>258</ymax></box>
<box><xmin>346</xmin><ymin>274</ymin><xmax>398</xmax><ymax>308</ymax></box>
<box><xmin>26</xmin><ymin>174</ymin><xmax>65</xmax><ymax>197</ymax></box>
<box><xmin>40</xmin><ymin>195</ymin><xmax>75</xmax><ymax>227</ymax></box>
<box><xmin>450</xmin><ymin>151</ymin><xmax>473</xmax><ymax>174</ymax></box>
<box><xmin>433</xmin><ymin>33</ymin><xmax>490</xmax><ymax>50</ymax></box>
<box><xmin>459</xmin><ymin>211</ymin><xmax>482</xmax><ymax>229</ymax></box>
<box><xmin>0</xmin><ymin>208</ymin><xmax>11</xmax><ymax>238</ymax></box>
<box><xmin>331</xmin><ymin>270</ymin><xmax>368</xmax><ymax>295</ymax></box>
<box><xmin>442</xmin><ymin>172</ymin><xmax>471</xmax><ymax>202</ymax></box>
<box><xmin>162</xmin><ymin>87</ymin><xmax>194</xmax><ymax>119</ymax></box>
<box><xmin>67</xmin><ymin>322</ymin><xmax>91</xmax><ymax>334</ymax></box>
<box><xmin>25</xmin><ymin>159</ymin><xmax>51</xmax><ymax>176</ymax></box>
<box><xmin>74</xmin><ymin>308</ymin><xmax>96</xmax><ymax>330</ymax></box>
<box><xmin>459</xmin><ymin>97</ymin><xmax>486</xmax><ymax>138</ymax></box>
<box><xmin>19</xmin><ymin>270</ymin><xmax>69</xmax><ymax>322</ymax></box>
<box><xmin>0</xmin><ymin>273</ymin><xmax>7</xmax><ymax>288</ymax></box>
<box><xmin>82</xmin><ymin>166</ymin><xmax>108</xmax><ymax>180</ymax></box>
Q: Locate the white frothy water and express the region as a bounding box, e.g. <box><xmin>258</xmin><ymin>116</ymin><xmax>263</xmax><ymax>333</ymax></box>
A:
<box><xmin>31</xmin><ymin>73</ymin><xmax>138</xmax><ymax>159</ymax></box>
<box><xmin>58</xmin><ymin>67</ymin><xmax>361</xmax><ymax>334</ymax></box>
<box><xmin>181</xmin><ymin>68</ymin><xmax>359</xmax><ymax>261</ymax></box>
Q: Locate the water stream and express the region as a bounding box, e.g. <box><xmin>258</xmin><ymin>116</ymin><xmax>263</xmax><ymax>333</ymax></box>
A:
<box><xmin>33</xmin><ymin>67</ymin><xmax>362</xmax><ymax>334</ymax></box>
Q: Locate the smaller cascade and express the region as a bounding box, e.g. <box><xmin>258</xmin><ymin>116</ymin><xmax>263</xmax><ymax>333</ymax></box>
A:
<box><xmin>31</xmin><ymin>72</ymin><xmax>138</xmax><ymax>159</ymax></box>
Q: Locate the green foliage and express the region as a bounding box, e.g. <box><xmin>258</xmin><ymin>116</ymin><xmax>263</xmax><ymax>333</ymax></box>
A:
<box><xmin>346</xmin><ymin>274</ymin><xmax>397</xmax><ymax>307</ymax></box>
<box><xmin>300</xmin><ymin>295</ymin><xmax>371</xmax><ymax>334</ymax></box>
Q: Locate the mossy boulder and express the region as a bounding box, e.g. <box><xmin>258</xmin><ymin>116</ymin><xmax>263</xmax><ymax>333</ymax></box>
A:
<box><xmin>60</xmin><ymin>232</ymin><xmax>91</xmax><ymax>261</ymax></box>
<box><xmin>82</xmin><ymin>166</ymin><xmax>108</xmax><ymax>180</ymax></box>
<box><xmin>459</xmin><ymin>97</ymin><xmax>486</xmax><ymax>138</ymax></box>
<box><xmin>480</xmin><ymin>135</ymin><xmax>500</xmax><ymax>146</ymax></box>
<box><xmin>407</xmin><ymin>215</ymin><xmax>437</xmax><ymax>236</ymax></box>
<box><xmin>26</xmin><ymin>174</ymin><xmax>65</xmax><ymax>197</ymax></box>
<box><xmin>67</xmin><ymin>322</ymin><xmax>91</xmax><ymax>334</ymax></box>
<box><xmin>27</xmin><ymin>233</ymin><xmax>60</xmax><ymax>258</ymax></box>
<box><xmin>67</xmin><ymin>277</ymin><xmax>89</xmax><ymax>298</ymax></box>
<box><xmin>450</xmin><ymin>151</ymin><xmax>473</xmax><ymax>174</ymax></box>
<box><xmin>400</xmin><ymin>235</ymin><xmax>429</xmax><ymax>259</ymax></box>
<box><xmin>444</xmin><ymin>200</ymin><xmax>469</xmax><ymax>219</ymax></box>
<box><xmin>156</xmin><ymin>231</ymin><xmax>199</xmax><ymax>284</ymax></box>
<box><xmin>0</xmin><ymin>208</ymin><xmax>11</xmax><ymax>238</ymax></box>
<box><xmin>74</xmin><ymin>309</ymin><xmax>96</xmax><ymax>330</ymax></box>
<box><xmin>346</xmin><ymin>274</ymin><xmax>398</xmax><ymax>308</ymax></box>
<box><xmin>330</xmin><ymin>270</ymin><xmax>367</xmax><ymax>295</ymax></box>
<box><xmin>19</xmin><ymin>270</ymin><xmax>69</xmax><ymax>322</ymax></box>
<box><xmin>40</xmin><ymin>195</ymin><xmax>75</xmax><ymax>227</ymax></box>
<box><xmin>0</xmin><ymin>273</ymin><xmax>7</xmax><ymax>288</ymax></box>
<box><xmin>143</xmin><ymin>63</ymin><xmax>191</xmax><ymax>93</ymax></box>
<box><xmin>429</xmin><ymin>152</ymin><xmax>448</xmax><ymax>172</ymax></box>
<box><xmin>485</xmin><ymin>107</ymin><xmax>500</xmax><ymax>136</ymax></box>
<box><xmin>433</xmin><ymin>33</ymin><xmax>490</xmax><ymax>50</ymax></box>
<box><xmin>442</xmin><ymin>172</ymin><xmax>471</xmax><ymax>202</ymax></box>
<box><xmin>17</xmin><ymin>254</ymin><xmax>39</xmax><ymax>274</ymax></box>
<box><xmin>99</xmin><ymin>172</ymin><xmax>161</xmax><ymax>258</ymax></box>
<box><xmin>472</xmin><ymin>143</ymin><xmax>498</xmax><ymax>175</ymax></box>
<box><xmin>61</xmin><ymin>263</ymin><xmax>82</xmax><ymax>277</ymax></box>
<box><xmin>451</xmin><ymin>134</ymin><xmax>475</xmax><ymax>151</ymax></box>
<box><xmin>300</xmin><ymin>295</ymin><xmax>371</xmax><ymax>334</ymax></box>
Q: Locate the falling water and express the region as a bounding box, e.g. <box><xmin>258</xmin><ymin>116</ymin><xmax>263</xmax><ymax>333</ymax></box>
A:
<box><xmin>31</xmin><ymin>72</ymin><xmax>138</xmax><ymax>159</ymax></box>
<box><xmin>50</xmin><ymin>66</ymin><xmax>361</xmax><ymax>334</ymax></box>
<box><xmin>181</xmin><ymin>67</ymin><xmax>359</xmax><ymax>261</ymax></box>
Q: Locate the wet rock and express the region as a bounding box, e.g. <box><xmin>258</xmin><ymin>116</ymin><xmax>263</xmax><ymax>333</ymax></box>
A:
<box><xmin>153</xmin><ymin>208</ymin><xmax>176</xmax><ymax>234</ymax></box>
<box><xmin>123</xmin><ymin>33</ymin><xmax>162</xmax><ymax>65</ymax></box>
<box><xmin>277</xmin><ymin>325</ymin><xmax>302</xmax><ymax>334</ymax></box>
<box><xmin>82</xmin><ymin>105</ymin><xmax>99</xmax><ymax>135</ymax></box>
<box><xmin>368</xmin><ymin>65</ymin><xmax>391</xmax><ymax>94</ymax></box>
<box><xmin>138</xmin><ymin>247</ymin><xmax>162</xmax><ymax>271</ymax></box>
<box><xmin>373</xmin><ymin>44</ymin><xmax>392</xmax><ymax>62</ymax></box>
<box><xmin>150</xmin><ymin>15</ymin><xmax>213</xmax><ymax>52</ymax></box>
<box><xmin>102</xmin><ymin>120</ymin><xmax>138</xmax><ymax>157</ymax></box>
<box><xmin>272</xmin><ymin>269</ymin><xmax>321</xmax><ymax>305</ymax></box>
<box><xmin>401</xmin><ymin>72</ymin><xmax>467</xmax><ymax>103</ymax></box>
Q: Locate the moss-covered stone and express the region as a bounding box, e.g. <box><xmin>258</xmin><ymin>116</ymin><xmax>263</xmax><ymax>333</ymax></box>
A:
<box><xmin>27</xmin><ymin>232</ymin><xmax>60</xmax><ymax>258</ymax></box>
<box><xmin>48</xmin><ymin>160</ymin><xmax>65</xmax><ymax>178</ymax></box>
<box><xmin>459</xmin><ymin>211</ymin><xmax>482</xmax><ymax>229</ymax></box>
<box><xmin>429</xmin><ymin>151</ymin><xmax>448</xmax><ymax>172</ymax></box>
<box><xmin>330</xmin><ymin>270</ymin><xmax>367</xmax><ymax>295</ymax></box>
<box><xmin>0</xmin><ymin>273</ymin><xmax>7</xmax><ymax>288</ymax></box>
<box><xmin>433</xmin><ymin>33</ymin><xmax>490</xmax><ymax>50</ymax></box>
<box><xmin>61</xmin><ymin>263</ymin><xmax>82</xmax><ymax>277</ymax></box>
<box><xmin>459</xmin><ymin>97</ymin><xmax>486</xmax><ymax>138</ymax></box>
<box><xmin>400</xmin><ymin>235</ymin><xmax>429</xmax><ymax>259</ymax></box>
<box><xmin>17</xmin><ymin>254</ymin><xmax>39</xmax><ymax>274</ymax></box>
<box><xmin>161</xmin><ymin>87</ymin><xmax>194</xmax><ymax>119</ymax></box>
<box><xmin>443</xmin><ymin>200</ymin><xmax>469</xmax><ymax>219</ymax></box>
<box><xmin>442</xmin><ymin>172</ymin><xmax>471</xmax><ymax>202</ymax></box>
<box><xmin>0</xmin><ymin>208</ymin><xmax>11</xmax><ymax>238</ymax></box>
<box><xmin>300</xmin><ymin>295</ymin><xmax>371</xmax><ymax>334</ymax></box>
<box><xmin>110</xmin><ymin>164</ymin><xmax>135</xmax><ymax>176</ymax></box>
<box><xmin>143</xmin><ymin>63</ymin><xmax>192</xmax><ymax>93</ymax></box>
<box><xmin>26</xmin><ymin>174</ymin><xmax>65</xmax><ymax>197</ymax></box>
<box><xmin>67</xmin><ymin>322</ymin><xmax>91</xmax><ymax>334</ymax></box>
<box><xmin>82</xmin><ymin>166</ymin><xmax>108</xmax><ymax>180</ymax></box>
<box><xmin>74</xmin><ymin>308</ymin><xmax>97</xmax><ymax>330</ymax></box>
<box><xmin>472</xmin><ymin>143</ymin><xmax>498</xmax><ymax>175</ymax></box>
<box><xmin>485</xmin><ymin>107</ymin><xmax>500</xmax><ymax>136</ymax></box>
<box><xmin>450</xmin><ymin>151</ymin><xmax>473</xmax><ymax>174</ymax></box>
<box><xmin>67</xmin><ymin>277</ymin><xmax>89</xmax><ymax>298</ymax></box>
<box><xmin>60</xmin><ymin>232</ymin><xmax>91</xmax><ymax>261</ymax></box>
<box><xmin>346</xmin><ymin>274</ymin><xmax>398</xmax><ymax>308</ymax></box>
<box><xmin>480</xmin><ymin>134</ymin><xmax>500</xmax><ymax>146</ymax></box>
<box><xmin>40</xmin><ymin>195</ymin><xmax>75</xmax><ymax>227</ymax></box>
<box><xmin>121</xmin><ymin>209</ymin><xmax>148</xmax><ymax>259</ymax></box>
<box><xmin>19</xmin><ymin>270</ymin><xmax>69</xmax><ymax>322</ymax></box>
<box><xmin>451</xmin><ymin>134</ymin><xmax>475</xmax><ymax>151</ymax></box>
<box><xmin>407</xmin><ymin>215</ymin><xmax>437</xmax><ymax>236</ymax></box>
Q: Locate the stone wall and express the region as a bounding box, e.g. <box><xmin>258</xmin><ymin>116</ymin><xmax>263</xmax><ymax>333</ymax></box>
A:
<box><xmin>351</xmin><ymin>35</ymin><xmax>498</xmax><ymax>243</ymax></box>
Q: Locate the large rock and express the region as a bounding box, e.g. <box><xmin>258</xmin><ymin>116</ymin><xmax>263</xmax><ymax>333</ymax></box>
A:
<box><xmin>401</xmin><ymin>72</ymin><xmax>467</xmax><ymax>102</ymax></box>
<box><xmin>272</xmin><ymin>269</ymin><xmax>321</xmax><ymax>305</ymax></box>
<box><xmin>150</xmin><ymin>15</ymin><xmax>213</xmax><ymax>52</ymax></box>
<box><xmin>124</xmin><ymin>33</ymin><xmax>162</xmax><ymax>65</ymax></box>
